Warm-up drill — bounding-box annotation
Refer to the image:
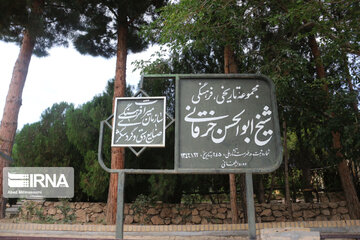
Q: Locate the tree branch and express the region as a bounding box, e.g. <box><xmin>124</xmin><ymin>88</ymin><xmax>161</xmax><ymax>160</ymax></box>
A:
<box><xmin>107</xmin><ymin>6</ymin><xmax>118</xmax><ymax>20</ymax></box>
<box><xmin>129</xmin><ymin>24</ymin><xmax>140</xmax><ymax>31</ymax></box>
<box><xmin>297</xmin><ymin>22</ymin><xmax>316</xmax><ymax>33</ymax></box>
<box><xmin>342</xmin><ymin>44</ymin><xmax>360</xmax><ymax>56</ymax></box>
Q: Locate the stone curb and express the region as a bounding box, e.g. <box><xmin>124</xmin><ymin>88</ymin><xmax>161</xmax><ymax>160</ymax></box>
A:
<box><xmin>1</xmin><ymin>220</ymin><xmax>359</xmax><ymax>234</ymax></box>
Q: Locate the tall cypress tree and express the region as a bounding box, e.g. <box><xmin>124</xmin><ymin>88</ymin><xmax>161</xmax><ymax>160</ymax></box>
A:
<box><xmin>73</xmin><ymin>0</ymin><xmax>167</xmax><ymax>224</ymax></box>
<box><xmin>0</xmin><ymin>0</ymin><xmax>81</xmax><ymax>218</ymax></box>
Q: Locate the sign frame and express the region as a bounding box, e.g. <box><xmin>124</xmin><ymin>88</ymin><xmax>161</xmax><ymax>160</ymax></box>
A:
<box><xmin>111</xmin><ymin>96</ymin><xmax>167</xmax><ymax>147</ymax></box>
<box><xmin>174</xmin><ymin>74</ymin><xmax>282</xmax><ymax>174</ymax></box>
<box><xmin>98</xmin><ymin>74</ymin><xmax>283</xmax><ymax>240</ymax></box>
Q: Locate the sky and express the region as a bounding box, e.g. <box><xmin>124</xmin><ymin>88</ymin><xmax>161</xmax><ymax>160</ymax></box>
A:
<box><xmin>0</xmin><ymin>41</ymin><xmax>160</xmax><ymax>130</ymax></box>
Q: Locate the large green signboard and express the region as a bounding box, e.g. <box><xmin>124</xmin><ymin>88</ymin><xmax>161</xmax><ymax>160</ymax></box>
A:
<box><xmin>99</xmin><ymin>74</ymin><xmax>282</xmax><ymax>240</ymax></box>
<box><xmin>176</xmin><ymin>74</ymin><xmax>282</xmax><ymax>173</ymax></box>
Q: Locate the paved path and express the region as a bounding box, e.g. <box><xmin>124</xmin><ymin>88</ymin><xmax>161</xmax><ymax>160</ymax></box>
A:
<box><xmin>0</xmin><ymin>220</ymin><xmax>360</xmax><ymax>239</ymax></box>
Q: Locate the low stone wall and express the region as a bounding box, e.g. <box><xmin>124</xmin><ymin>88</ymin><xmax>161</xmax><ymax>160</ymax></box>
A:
<box><xmin>19</xmin><ymin>200</ymin><xmax>350</xmax><ymax>224</ymax></box>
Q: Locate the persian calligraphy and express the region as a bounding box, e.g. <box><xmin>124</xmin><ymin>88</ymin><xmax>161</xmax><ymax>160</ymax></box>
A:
<box><xmin>191</xmin><ymin>82</ymin><xmax>260</xmax><ymax>104</ymax></box>
<box><xmin>185</xmin><ymin>82</ymin><xmax>273</xmax><ymax>146</ymax></box>
<box><xmin>185</xmin><ymin>105</ymin><xmax>273</xmax><ymax>146</ymax></box>
<box><xmin>112</xmin><ymin>97</ymin><xmax>166</xmax><ymax>147</ymax></box>
<box><xmin>177</xmin><ymin>77</ymin><xmax>281</xmax><ymax>171</ymax></box>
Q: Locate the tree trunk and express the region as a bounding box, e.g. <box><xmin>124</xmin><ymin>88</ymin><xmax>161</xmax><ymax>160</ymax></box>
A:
<box><xmin>238</xmin><ymin>174</ymin><xmax>247</xmax><ymax>223</ymax></box>
<box><xmin>267</xmin><ymin>172</ymin><xmax>275</xmax><ymax>203</ymax></box>
<box><xmin>224</xmin><ymin>44</ymin><xmax>241</xmax><ymax>223</ymax></box>
<box><xmin>302</xmin><ymin>166</ymin><xmax>314</xmax><ymax>203</ymax></box>
<box><xmin>224</xmin><ymin>44</ymin><xmax>238</xmax><ymax>74</ymax></box>
<box><xmin>254</xmin><ymin>175</ymin><xmax>265</xmax><ymax>204</ymax></box>
<box><xmin>308</xmin><ymin>35</ymin><xmax>326</xmax><ymax>90</ymax></box>
<box><xmin>106</xmin><ymin>22</ymin><xmax>127</xmax><ymax>224</ymax></box>
<box><xmin>295</xmin><ymin>128</ymin><xmax>314</xmax><ymax>203</ymax></box>
<box><xmin>332</xmin><ymin>131</ymin><xmax>360</xmax><ymax>219</ymax></box>
<box><xmin>229</xmin><ymin>174</ymin><xmax>239</xmax><ymax>223</ymax></box>
<box><xmin>308</xmin><ymin>34</ymin><xmax>360</xmax><ymax>219</ymax></box>
<box><xmin>283</xmin><ymin>120</ymin><xmax>293</xmax><ymax>220</ymax></box>
<box><xmin>0</xmin><ymin>30</ymin><xmax>35</xmax><ymax>218</ymax></box>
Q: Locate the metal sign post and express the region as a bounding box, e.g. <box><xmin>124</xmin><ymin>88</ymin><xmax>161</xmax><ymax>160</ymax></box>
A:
<box><xmin>98</xmin><ymin>74</ymin><xmax>283</xmax><ymax>240</ymax></box>
<box><xmin>246</xmin><ymin>172</ymin><xmax>256</xmax><ymax>239</ymax></box>
<box><xmin>115</xmin><ymin>172</ymin><xmax>125</xmax><ymax>239</ymax></box>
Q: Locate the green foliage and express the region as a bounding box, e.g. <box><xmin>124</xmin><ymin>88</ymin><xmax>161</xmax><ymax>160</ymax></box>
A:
<box><xmin>65</xmin><ymin>80</ymin><xmax>115</xmax><ymax>201</ymax></box>
<box><xmin>79</xmin><ymin>151</ymin><xmax>109</xmax><ymax>201</ymax></box>
<box><xmin>131</xmin><ymin>194</ymin><xmax>155</xmax><ymax>215</ymax></box>
<box><xmin>24</xmin><ymin>201</ymin><xmax>36</xmax><ymax>220</ymax></box>
<box><xmin>21</xmin><ymin>200</ymin><xmax>74</xmax><ymax>223</ymax></box>
<box><xmin>56</xmin><ymin>199</ymin><xmax>76</xmax><ymax>223</ymax></box>
<box><xmin>73</xmin><ymin>0</ymin><xmax>167</xmax><ymax>58</ymax></box>
<box><xmin>182</xmin><ymin>193</ymin><xmax>202</xmax><ymax>206</ymax></box>
<box><xmin>14</xmin><ymin>102</ymin><xmax>80</xmax><ymax>168</ymax></box>
<box><xmin>0</xmin><ymin>0</ymin><xmax>82</xmax><ymax>56</ymax></box>
<box><xmin>35</xmin><ymin>208</ymin><xmax>55</xmax><ymax>224</ymax></box>
<box><xmin>143</xmin><ymin>0</ymin><xmax>247</xmax><ymax>51</ymax></box>
<box><xmin>134</xmin><ymin>44</ymin><xmax>224</xmax><ymax>76</ymax></box>
<box><xmin>139</xmin><ymin>0</ymin><xmax>360</xmax><ymax>201</ymax></box>
<box><xmin>148</xmin><ymin>175</ymin><xmax>177</xmax><ymax>202</ymax></box>
<box><xmin>13</xmin><ymin>102</ymin><xmax>87</xmax><ymax>201</ymax></box>
<box><xmin>11</xmin><ymin>0</ymin><xmax>360</xmax><ymax>202</ymax></box>
<box><xmin>12</xmin><ymin>79</ymin><xmax>142</xmax><ymax>202</ymax></box>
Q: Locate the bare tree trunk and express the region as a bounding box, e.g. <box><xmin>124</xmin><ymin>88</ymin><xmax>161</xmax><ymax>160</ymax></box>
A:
<box><xmin>301</xmin><ymin>164</ymin><xmax>314</xmax><ymax>203</ymax></box>
<box><xmin>229</xmin><ymin>174</ymin><xmax>239</xmax><ymax>223</ymax></box>
<box><xmin>266</xmin><ymin>172</ymin><xmax>275</xmax><ymax>203</ymax></box>
<box><xmin>254</xmin><ymin>175</ymin><xmax>265</xmax><ymax>204</ymax></box>
<box><xmin>283</xmin><ymin>120</ymin><xmax>293</xmax><ymax>220</ymax></box>
<box><xmin>0</xmin><ymin>30</ymin><xmax>35</xmax><ymax>218</ymax></box>
<box><xmin>295</xmin><ymin>128</ymin><xmax>313</xmax><ymax>203</ymax></box>
<box><xmin>106</xmin><ymin>22</ymin><xmax>127</xmax><ymax>224</ymax></box>
<box><xmin>238</xmin><ymin>174</ymin><xmax>247</xmax><ymax>223</ymax></box>
<box><xmin>308</xmin><ymin>35</ymin><xmax>360</xmax><ymax>219</ymax></box>
<box><xmin>332</xmin><ymin>131</ymin><xmax>360</xmax><ymax>219</ymax></box>
<box><xmin>224</xmin><ymin>44</ymin><xmax>241</xmax><ymax>223</ymax></box>
<box><xmin>308</xmin><ymin>35</ymin><xmax>326</xmax><ymax>90</ymax></box>
<box><xmin>224</xmin><ymin>44</ymin><xmax>238</xmax><ymax>74</ymax></box>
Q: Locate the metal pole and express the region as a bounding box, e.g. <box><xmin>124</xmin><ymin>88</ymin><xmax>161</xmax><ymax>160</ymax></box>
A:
<box><xmin>115</xmin><ymin>172</ymin><xmax>125</xmax><ymax>239</ymax></box>
<box><xmin>246</xmin><ymin>173</ymin><xmax>256</xmax><ymax>240</ymax></box>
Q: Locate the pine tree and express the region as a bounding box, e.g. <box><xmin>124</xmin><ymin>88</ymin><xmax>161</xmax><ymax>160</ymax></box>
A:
<box><xmin>0</xmin><ymin>0</ymin><xmax>81</xmax><ymax>218</ymax></box>
<box><xmin>73</xmin><ymin>0</ymin><xmax>167</xmax><ymax>224</ymax></box>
